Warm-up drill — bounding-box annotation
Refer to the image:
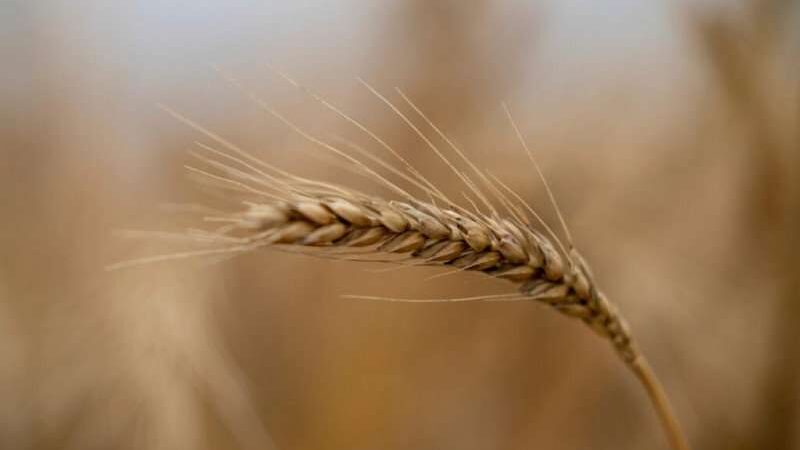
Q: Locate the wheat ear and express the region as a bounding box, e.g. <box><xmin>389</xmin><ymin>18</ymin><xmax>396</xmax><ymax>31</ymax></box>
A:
<box><xmin>139</xmin><ymin>149</ymin><xmax>689</xmax><ymax>449</ymax></box>
<box><xmin>205</xmin><ymin>182</ymin><xmax>687</xmax><ymax>450</ymax></box>
<box><xmin>142</xmin><ymin>73</ymin><xmax>689</xmax><ymax>449</ymax></box>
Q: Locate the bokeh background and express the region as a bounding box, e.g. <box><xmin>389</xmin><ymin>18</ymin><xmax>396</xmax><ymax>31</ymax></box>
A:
<box><xmin>1</xmin><ymin>1</ymin><xmax>798</xmax><ymax>449</ymax></box>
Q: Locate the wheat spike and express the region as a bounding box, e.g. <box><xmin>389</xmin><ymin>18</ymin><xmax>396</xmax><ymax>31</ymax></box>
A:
<box><xmin>134</xmin><ymin>73</ymin><xmax>689</xmax><ymax>450</ymax></box>
<box><xmin>176</xmin><ymin>153</ymin><xmax>686</xmax><ymax>449</ymax></box>
<box><xmin>221</xmin><ymin>181</ymin><xmax>641</xmax><ymax>357</ymax></box>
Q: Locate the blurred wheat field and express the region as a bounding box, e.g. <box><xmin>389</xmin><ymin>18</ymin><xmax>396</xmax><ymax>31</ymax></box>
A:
<box><xmin>1</xmin><ymin>1</ymin><xmax>798</xmax><ymax>449</ymax></box>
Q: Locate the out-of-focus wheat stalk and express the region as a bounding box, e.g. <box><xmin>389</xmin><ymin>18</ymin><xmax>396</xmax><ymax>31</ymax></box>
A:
<box><xmin>688</xmin><ymin>0</ymin><xmax>800</xmax><ymax>448</ymax></box>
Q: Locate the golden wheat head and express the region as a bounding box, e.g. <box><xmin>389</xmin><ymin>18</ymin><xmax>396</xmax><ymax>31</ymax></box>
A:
<box><xmin>114</xmin><ymin>70</ymin><xmax>689</xmax><ymax>450</ymax></box>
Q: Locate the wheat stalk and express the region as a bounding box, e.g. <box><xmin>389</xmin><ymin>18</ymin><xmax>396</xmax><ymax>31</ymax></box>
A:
<box><xmin>179</xmin><ymin>168</ymin><xmax>689</xmax><ymax>449</ymax></box>
<box><xmin>122</xmin><ymin>72</ymin><xmax>690</xmax><ymax>450</ymax></box>
<box><xmin>219</xmin><ymin>181</ymin><xmax>686</xmax><ymax>448</ymax></box>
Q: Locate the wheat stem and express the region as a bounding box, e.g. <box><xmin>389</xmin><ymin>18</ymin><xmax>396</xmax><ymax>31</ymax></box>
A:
<box><xmin>631</xmin><ymin>357</ymin><xmax>690</xmax><ymax>450</ymax></box>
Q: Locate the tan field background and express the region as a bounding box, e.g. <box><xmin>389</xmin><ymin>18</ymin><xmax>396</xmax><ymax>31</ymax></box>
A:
<box><xmin>1</xmin><ymin>1</ymin><xmax>798</xmax><ymax>449</ymax></box>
